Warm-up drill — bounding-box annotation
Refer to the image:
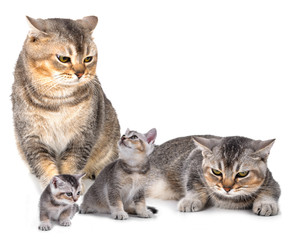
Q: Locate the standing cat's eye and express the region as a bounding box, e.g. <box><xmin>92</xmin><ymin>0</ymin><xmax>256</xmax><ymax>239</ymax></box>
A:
<box><xmin>57</xmin><ymin>55</ymin><xmax>71</xmax><ymax>63</ymax></box>
<box><xmin>66</xmin><ymin>192</ymin><xmax>73</xmax><ymax>197</ymax></box>
<box><xmin>212</xmin><ymin>169</ymin><xmax>222</xmax><ymax>176</ymax></box>
<box><xmin>84</xmin><ymin>56</ymin><xmax>93</xmax><ymax>63</ymax></box>
<box><xmin>130</xmin><ymin>135</ymin><xmax>138</xmax><ymax>140</ymax></box>
<box><xmin>236</xmin><ymin>171</ymin><xmax>249</xmax><ymax>178</ymax></box>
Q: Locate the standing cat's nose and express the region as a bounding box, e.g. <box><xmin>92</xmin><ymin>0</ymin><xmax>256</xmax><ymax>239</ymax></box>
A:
<box><xmin>223</xmin><ymin>187</ymin><xmax>232</xmax><ymax>192</ymax></box>
<box><xmin>75</xmin><ymin>72</ymin><xmax>84</xmax><ymax>79</ymax></box>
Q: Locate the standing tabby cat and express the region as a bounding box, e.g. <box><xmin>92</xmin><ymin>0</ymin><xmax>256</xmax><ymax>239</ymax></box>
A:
<box><xmin>12</xmin><ymin>16</ymin><xmax>120</xmax><ymax>187</ymax></box>
<box><xmin>147</xmin><ymin>135</ymin><xmax>280</xmax><ymax>216</ymax></box>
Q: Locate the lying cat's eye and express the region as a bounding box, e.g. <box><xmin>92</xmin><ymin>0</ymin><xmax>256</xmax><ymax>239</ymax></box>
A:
<box><xmin>236</xmin><ymin>171</ymin><xmax>249</xmax><ymax>178</ymax></box>
<box><xmin>84</xmin><ymin>56</ymin><xmax>93</xmax><ymax>63</ymax></box>
<box><xmin>130</xmin><ymin>135</ymin><xmax>138</xmax><ymax>140</ymax></box>
<box><xmin>212</xmin><ymin>169</ymin><xmax>222</xmax><ymax>176</ymax></box>
<box><xmin>57</xmin><ymin>55</ymin><xmax>71</xmax><ymax>63</ymax></box>
<box><xmin>66</xmin><ymin>192</ymin><xmax>73</xmax><ymax>197</ymax></box>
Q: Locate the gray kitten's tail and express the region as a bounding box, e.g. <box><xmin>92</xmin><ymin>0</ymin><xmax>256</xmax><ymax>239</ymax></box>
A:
<box><xmin>147</xmin><ymin>206</ymin><xmax>158</xmax><ymax>214</ymax></box>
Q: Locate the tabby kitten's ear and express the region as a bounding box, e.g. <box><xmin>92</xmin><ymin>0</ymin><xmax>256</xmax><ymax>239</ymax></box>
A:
<box><xmin>75</xmin><ymin>173</ymin><xmax>86</xmax><ymax>181</ymax></box>
<box><xmin>192</xmin><ymin>137</ymin><xmax>221</xmax><ymax>158</ymax></box>
<box><xmin>77</xmin><ymin>16</ymin><xmax>98</xmax><ymax>33</ymax></box>
<box><xmin>145</xmin><ymin>128</ymin><xmax>157</xmax><ymax>144</ymax></box>
<box><xmin>251</xmin><ymin>139</ymin><xmax>275</xmax><ymax>162</ymax></box>
<box><xmin>51</xmin><ymin>176</ymin><xmax>65</xmax><ymax>189</ymax></box>
<box><xmin>26</xmin><ymin>16</ymin><xmax>48</xmax><ymax>38</ymax></box>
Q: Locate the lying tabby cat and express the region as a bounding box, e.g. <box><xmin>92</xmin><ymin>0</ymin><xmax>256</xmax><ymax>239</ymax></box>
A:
<box><xmin>147</xmin><ymin>135</ymin><xmax>280</xmax><ymax>216</ymax></box>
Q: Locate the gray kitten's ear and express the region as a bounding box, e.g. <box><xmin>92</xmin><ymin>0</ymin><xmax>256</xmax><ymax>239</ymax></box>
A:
<box><xmin>51</xmin><ymin>176</ymin><xmax>65</xmax><ymax>189</ymax></box>
<box><xmin>26</xmin><ymin>16</ymin><xmax>48</xmax><ymax>37</ymax></box>
<box><xmin>145</xmin><ymin>128</ymin><xmax>157</xmax><ymax>144</ymax></box>
<box><xmin>251</xmin><ymin>139</ymin><xmax>275</xmax><ymax>161</ymax></box>
<box><xmin>192</xmin><ymin>137</ymin><xmax>221</xmax><ymax>158</ymax></box>
<box><xmin>77</xmin><ymin>16</ymin><xmax>98</xmax><ymax>33</ymax></box>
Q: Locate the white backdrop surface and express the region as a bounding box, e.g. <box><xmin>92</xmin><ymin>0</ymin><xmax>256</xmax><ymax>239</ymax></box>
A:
<box><xmin>1</xmin><ymin>1</ymin><xmax>291</xmax><ymax>239</ymax></box>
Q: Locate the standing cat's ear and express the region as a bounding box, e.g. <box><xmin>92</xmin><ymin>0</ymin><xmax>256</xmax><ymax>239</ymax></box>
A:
<box><xmin>77</xmin><ymin>16</ymin><xmax>98</xmax><ymax>33</ymax></box>
<box><xmin>251</xmin><ymin>139</ymin><xmax>275</xmax><ymax>162</ymax></box>
<box><xmin>26</xmin><ymin>16</ymin><xmax>48</xmax><ymax>38</ymax></box>
<box><xmin>145</xmin><ymin>128</ymin><xmax>157</xmax><ymax>144</ymax></box>
<box><xmin>193</xmin><ymin>137</ymin><xmax>221</xmax><ymax>159</ymax></box>
<box><xmin>50</xmin><ymin>176</ymin><xmax>65</xmax><ymax>189</ymax></box>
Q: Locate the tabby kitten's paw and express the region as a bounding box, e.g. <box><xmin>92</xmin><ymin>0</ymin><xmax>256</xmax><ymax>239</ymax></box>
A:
<box><xmin>112</xmin><ymin>211</ymin><xmax>129</xmax><ymax>220</ymax></box>
<box><xmin>38</xmin><ymin>222</ymin><xmax>52</xmax><ymax>231</ymax></box>
<box><xmin>137</xmin><ymin>209</ymin><xmax>154</xmax><ymax>218</ymax></box>
<box><xmin>178</xmin><ymin>198</ymin><xmax>204</xmax><ymax>212</ymax></box>
<box><xmin>252</xmin><ymin>199</ymin><xmax>279</xmax><ymax>216</ymax></box>
<box><xmin>59</xmin><ymin>219</ymin><xmax>71</xmax><ymax>227</ymax></box>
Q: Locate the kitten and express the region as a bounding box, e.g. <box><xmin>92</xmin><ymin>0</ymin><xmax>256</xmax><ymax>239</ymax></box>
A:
<box><xmin>12</xmin><ymin>16</ymin><xmax>120</xmax><ymax>188</ymax></box>
<box><xmin>147</xmin><ymin>135</ymin><xmax>280</xmax><ymax>216</ymax></box>
<box><xmin>39</xmin><ymin>174</ymin><xmax>85</xmax><ymax>231</ymax></box>
<box><xmin>80</xmin><ymin>128</ymin><xmax>158</xmax><ymax>220</ymax></box>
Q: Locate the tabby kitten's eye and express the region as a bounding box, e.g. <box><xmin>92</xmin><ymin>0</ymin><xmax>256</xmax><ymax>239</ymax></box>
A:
<box><xmin>212</xmin><ymin>169</ymin><xmax>222</xmax><ymax>176</ymax></box>
<box><xmin>84</xmin><ymin>56</ymin><xmax>93</xmax><ymax>63</ymax></box>
<box><xmin>77</xmin><ymin>191</ymin><xmax>81</xmax><ymax>196</ymax></box>
<box><xmin>236</xmin><ymin>171</ymin><xmax>249</xmax><ymax>178</ymax></box>
<box><xmin>66</xmin><ymin>192</ymin><xmax>73</xmax><ymax>197</ymax></box>
<box><xmin>130</xmin><ymin>135</ymin><xmax>138</xmax><ymax>140</ymax></box>
<box><xmin>57</xmin><ymin>55</ymin><xmax>71</xmax><ymax>63</ymax></box>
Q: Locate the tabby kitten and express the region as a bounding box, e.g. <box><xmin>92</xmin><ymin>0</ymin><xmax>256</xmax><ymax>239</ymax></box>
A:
<box><xmin>80</xmin><ymin>128</ymin><xmax>158</xmax><ymax>220</ymax></box>
<box><xmin>39</xmin><ymin>174</ymin><xmax>85</xmax><ymax>231</ymax></box>
<box><xmin>147</xmin><ymin>135</ymin><xmax>280</xmax><ymax>216</ymax></box>
<box><xmin>12</xmin><ymin>16</ymin><xmax>120</xmax><ymax>187</ymax></box>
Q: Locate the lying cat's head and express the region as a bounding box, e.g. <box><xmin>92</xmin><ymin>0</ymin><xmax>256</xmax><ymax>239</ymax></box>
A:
<box><xmin>118</xmin><ymin>128</ymin><xmax>157</xmax><ymax>161</ymax></box>
<box><xmin>49</xmin><ymin>174</ymin><xmax>85</xmax><ymax>205</ymax></box>
<box><xmin>193</xmin><ymin>136</ymin><xmax>275</xmax><ymax>199</ymax></box>
<box><xmin>24</xmin><ymin>16</ymin><xmax>98</xmax><ymax>95</ymax></box>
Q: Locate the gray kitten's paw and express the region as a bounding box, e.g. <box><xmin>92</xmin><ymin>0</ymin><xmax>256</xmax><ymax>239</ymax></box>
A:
<box><xmin>59</xmin><ymin>219</ymin><xmax>72</xmax><ymax>226</ymax></box>
<box><xmin>111</xmin><ymin>211</ymin><xmax>129</xmax><ymax>220</ymax></box>
<box><xmin>178</xmin><ymin>198</ymin><xmax>204</xmax><ymax>212</ymax></box>
<box><xmin>38</xmin><ymin>222</ymin><xmax>52</xmax><ymax>231</ymax></box>
<box><xmin>252</xmin><ymin>199</ymin><xmax>279</xmax><ymax>216</ymax></box>
<box><xmin>137</xmin><ymin>209</ymin><xmax>154</xmax><ymax>218</ymax></box>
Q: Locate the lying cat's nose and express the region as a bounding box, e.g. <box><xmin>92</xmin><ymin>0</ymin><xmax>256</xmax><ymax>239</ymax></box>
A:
<box><xmin>223</xmin><ymin>187</ymin><xmax>231</xmax><ymax>192</ymax></box>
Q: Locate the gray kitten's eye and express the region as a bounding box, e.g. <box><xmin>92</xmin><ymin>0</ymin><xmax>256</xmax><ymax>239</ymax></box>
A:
<box><xmin>66</xmin><ymin>192</ymin><xmax>73</xmax><ymax>197</ymax></box>
<box><xmin>130</xmin><ymin>135</ymin><xmax>138</xmax><ymax>140</ymax></box>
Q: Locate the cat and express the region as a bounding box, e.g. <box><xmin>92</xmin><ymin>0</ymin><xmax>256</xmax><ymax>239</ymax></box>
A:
<box><xmin>39</xmin><ymin>174</ymin><xmax>85</xmax><ymax>231</ymax></box>
<box><xmin>12</xmin><ymin>16</ymin><xmax>120</xmax><ymax>188</ymax></box>
<box><xmin>147</xmin><ymin>135</ymin><xmax>280</xmax><ymax>216</ymax></box>
<box><xmin>80</xmin><ymin>128</ymin><xmax>158</xmax><ymax>220</ymax></box>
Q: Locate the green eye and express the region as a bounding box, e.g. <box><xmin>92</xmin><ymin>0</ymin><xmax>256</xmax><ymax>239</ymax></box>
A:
<box><xmin>212</xmin><ymin>169</ymin><xmax>222</xmax><ymax>176</ymax></box>
<box><xmin>84</xmin><ymin>56</ymin><xmax>93</xmax><ymax>63</ymax></box>
<box><xmin>237</xmin><ymin>171</ymin><xmax>249</xmax><ymax>178</ymax></box>
<box><xmin>57</xmin><ymin>55</ymin><xmax>70</xmax><ymax>63</ymax></box>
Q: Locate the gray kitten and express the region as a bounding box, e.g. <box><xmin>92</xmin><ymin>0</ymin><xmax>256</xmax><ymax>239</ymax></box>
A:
<box><xmin>39</xmin><ymin>174</ymin><xmax>85</xmax><ymax>231</ymax></box>
<box><xmin>147</xmin><ymin>135</ymin><xmax>280</xmax><ymax>216</ymax></box>
<box><xmin>80</xmin><ymin>128</ymin><xmax>157</xmax><ymax>220</ymax></box>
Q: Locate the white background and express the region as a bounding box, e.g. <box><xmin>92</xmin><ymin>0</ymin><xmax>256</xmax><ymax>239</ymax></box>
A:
<box><xmin>1</xmin><ymin>0</ymin><xmax>291</xmax><ymax>239</ymax></box>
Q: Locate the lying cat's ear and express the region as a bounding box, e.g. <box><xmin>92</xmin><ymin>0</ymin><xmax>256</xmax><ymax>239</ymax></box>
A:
<box><xmin>51</xmin><ymin>176</ymin><xmax>65</xmax><ymax>189</ymax></box>
<box><xmin>145</xmin><ymin>128</ymin><xmax>157</xmax><ymax>144</ymax></box>
<box><xmin>251</xmin><ymin>139</ymin><xmax>275</xmax><ymax>161</ymax></box>
<box><xmin>193</xmin><ymin>137</ymin><xmax>221</xmax><ymax>158</ymax></box>
<box><xmin>77</xmin><ymin>16</ymin><xmax>98</xmax><ymax>33</ymax></box>
<box><xmin>26</xmin><ymin>16</ymin><xmax>48</xmax><ymax>38</ymax></box>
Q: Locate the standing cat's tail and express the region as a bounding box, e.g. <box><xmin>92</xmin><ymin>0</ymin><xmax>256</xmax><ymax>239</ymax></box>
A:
<box><xmin>147</xmin><ymin>206</ymin><xmax>158</xmax><ymax>214</ymax></box>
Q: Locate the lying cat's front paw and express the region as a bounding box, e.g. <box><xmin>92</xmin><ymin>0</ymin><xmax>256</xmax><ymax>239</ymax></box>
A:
<box><xmin>38</xmin><ymin>222</ymin><xmax>52</xmax><ymax>231</ymax></box>
<box><xmin>178</xmin><ymin>198</ymin><xmax>204</xmax><ymax>212</ymax></box>
<box><xmin>59</xmin><ymin>219</ymin><xmax>71</xmax><ymax>226</ymax></box>
<box><xmin>252</xmin><ymin>199</ymin><xmax>279</xmax><ymax>216</ymax></box>
<box><xmin>111</xmin><ymin>211</ymin><xmax>129</xmax><ymax>220</ymax></box>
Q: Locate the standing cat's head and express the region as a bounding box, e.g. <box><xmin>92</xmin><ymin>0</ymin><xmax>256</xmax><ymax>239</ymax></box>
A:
<box><xmin>49</xmin><ymin>174</ymin><xmax>85</xmax><ymax>205</ymax></box>
<box><xmin>118</xmin><ymin>128</ymin><xmax>157</xmax><ymax>162</ymax></box>
<box><xmin>23</xmin><ymin>16</ymin><xmax>98</xmax><ymax>96</ymax></box>
<box><xmin>193</xmin><ymin>136</ymin><xmax>275</xmax><ymax>199</ymax></box>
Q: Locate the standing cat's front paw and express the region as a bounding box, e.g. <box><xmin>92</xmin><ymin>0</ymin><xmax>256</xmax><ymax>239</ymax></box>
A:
<box><xmin>59</xmin><ymin>219</ymin><xmax>72</xmax><ymax>226</ymax></box>
<box><xmin>178</xmin><ymin>198</ymin><xmax>204</xmax><ymax>212</ymax></box>
<box><xmin>38</xmin><ymin>221</ymin><xmax>52</xmax><ymax>231</ymax></box>
<box><xmin>111</xmin><ymin>211</ymin><xmax>129</xmax><ymax>220</ymax></box>
<box><xmin>252</xmin><ymin>199</ymin><xmax>279</xmax><ymax>216</ymax></box>
<box><xmin>137</xmin><ymin>209</ymin><xmax>154</xmax><ymax>218</ymax></box>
